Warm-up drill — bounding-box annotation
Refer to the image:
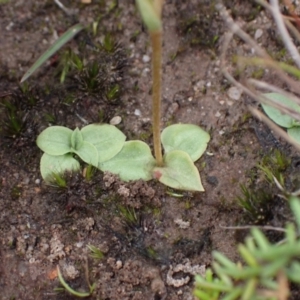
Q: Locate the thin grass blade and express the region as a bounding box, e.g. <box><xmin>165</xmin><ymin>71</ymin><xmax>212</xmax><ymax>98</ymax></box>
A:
<box><xmin>20</xmin><ymin>23</ymin><xmax>84</xmax><ymax>83</ymax></box>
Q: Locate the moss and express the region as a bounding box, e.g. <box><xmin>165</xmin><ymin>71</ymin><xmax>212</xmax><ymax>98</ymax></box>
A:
<box><xmin>251</xmin><ymin>68</ymin><xmax>264</xmax><ymax>79</ymax></box>
<box><xmin>176</xmin><ymin>2</ymin><xmax>220</xmax><ymax>50</ymax></box>
<box><xmin>237</xmin><ymin>184</ymin><xmax>274</xmax><ymax>224</ymax></box>
<box><xmin>10</xmin><ymin>185</ymin><xmax>22</xmax><ymax>200</ymax></box>
<box><xmin>237</xmin><ymin>149</ymin><xmax>291</xmax><ymax>228</ymax></box>
<box><xmin>0</xmin><ymin>95</ymin><xmax>26</xmax><ymax>138</ymax></box>
<box><xmin>118</xmin><ymin>206</ymin><xmax>138</xmax><ymax>225</ymax></box>
<box><xmin>138</xmin><ymin>131</ymin><xmax>152</xmax><ymax>142</ymax></box>
<box><xmin>184</xmin><ymin>200</ymin><xmax>192</xmax><ymax>210</ymax></box>
<box><xmin>258</xmin><ymin>149</ymin><xmax>291</xmax><ymax>186</ymax></box>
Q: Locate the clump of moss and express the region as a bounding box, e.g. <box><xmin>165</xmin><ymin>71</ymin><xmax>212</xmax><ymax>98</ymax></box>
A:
<box><xmin>0</xmin><ymin>86</ymin><xmax>41</xmax><ymax>163</ymax></box>
<box><xmin>176</xmin><ymin>2</ymin><xmax>220</xmax><ymax>50</ymax></box>
<box><xmin>237</xmin><ymin>184</ymin><xmax>276</xmax><ymax>225</ymax></box>
<box><xmin>10</xmin><ymin>185</ymin><xmax>22</xmax><ymax>200</ymax></box>
<box><xmin>78</xmin><ymin>46</ymin><xmax>127</xmax><ymax>103</ymax></box>
<box><xmin>55</xmin><ymin>32</ymin><xmax>128</xmax><ymax>105</ymax></box>
<box><xmin>223</xmin><ymin>1</ymin><xmax>262</xmax><ymax>22</ymax></box>
<box><xmin>42</xmin><ymin>169</ymin><xmax>104</xmax><ymax>214</ymax></box>
<box><xmin>235</xmin><ymin>149</ymin><xmax>292</xmax><ymax>243</ymax></box>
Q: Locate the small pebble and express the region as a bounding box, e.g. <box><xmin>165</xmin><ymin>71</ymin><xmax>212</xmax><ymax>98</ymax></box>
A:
<box><xmin>109</xmin><ymin>116</ymin><xmax>122</xmax><ymax>125</ymax></box>
<box><xmin>142</xmin><ymin>54</ymin><xmax>151</xmax><ymax>63</ymax></box>
<box><xmin>254</xmin><ymin>28</ymin><xmax>263</xmax><ymax>40</ymax></box>
<box><xmin>6</xmin><ymin>22</ymin><xmax>14</xmax><ymax>31</ymax></box>
<box><xmin>76</xmin><ymin>242</ymin><xmax>84</xmax><ymax>248</ymax></box>
<box><xmin>215</xmin><ymin>111</ymin><xmax>221</xmax><ymax>118</ymax></box>
<box><xmin>116</xmin><ymin>260</ymin><xmax>123</xmax><ymax>269</ymax></box>
<box><xmin>29</xmin><ymin>258</ymin><xmax>35</xmax><ymax>264</ymax></box>
<box><xmin>35</xmin><ymin>179</ymin><xmax>41</xmax><ymax>184</ymax></box>
<box><xmin>134</xmin><ymin>109</ymin><xmax>141</xmax><ymax>116</ymax></box>
<box><xmin>142</xmin><ymin>67</ymin><xmax>150</xmax><ymax>76</ymax></box>
<box><xmin>227</xmin><ymin>86</ymin><xmax>242</xmax><ymax>100</ymax></box>
<box><xmin>23</xmin><ymin>177</ymin><xmax>30</xmax><ymax>185</ymax></box>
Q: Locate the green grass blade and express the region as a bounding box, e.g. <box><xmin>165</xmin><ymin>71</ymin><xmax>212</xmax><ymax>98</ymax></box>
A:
<box><xmin>20</xmin><ymin>23</ymin><xmax>84</xmax><ymax>83</ymax></box>
<box><xmin>236</xmin><ymin>56</ymin><xmax>300</xmax><ymax>80</ymax></box>
<box><xmin>57</xmin><ymin>266</ymin><xmax>91</xmax><ymax>298</ymax></box>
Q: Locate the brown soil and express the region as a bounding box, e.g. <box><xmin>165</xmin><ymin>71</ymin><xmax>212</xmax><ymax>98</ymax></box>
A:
<box><xmin>0</xmin><ymin>1</ymin><xmax>298</xmax><ymax>299</ymax></box>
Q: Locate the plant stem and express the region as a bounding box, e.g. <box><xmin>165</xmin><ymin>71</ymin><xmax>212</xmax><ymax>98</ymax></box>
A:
<box><xmin>153</xmin><ymin>0</ymin><xmax>164</xmax><ymax>17</ymax></box>
<box><xmin>150</xmin><ymin>30</ymin><xmax>163</xmax><ymax>166</ymax></box>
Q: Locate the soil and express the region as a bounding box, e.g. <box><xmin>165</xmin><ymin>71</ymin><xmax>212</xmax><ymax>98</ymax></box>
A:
<box><xmin>0</xmin><ymin>1</ymin><xmax>299</xmax><ymax>299</ymax></box>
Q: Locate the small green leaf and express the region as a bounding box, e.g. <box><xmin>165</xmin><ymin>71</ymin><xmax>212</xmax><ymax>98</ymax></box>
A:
<box><xmin>262</xmin><ymin>93</ymin><xmax>300</xmax><ymax>128</ymax></box>
<box><xmin>71</xmin><ymin>127</ymin><xmax>84</xmax><ymax>150</ymax></box>
<box><xmin>74</xmin><ymin>141</ymin><xmax>98</xmax><ymax>167</ymax></box>
<box><xmin>40</xmin><ymin>153</ymin><xmax>80</xmax><ymax>181</ymax></box>
<box><xmin>81</xmin><ymin>124</ymin><xmax>126</xmax><ymax>163</ymax></box>
<box><xmin>287</xmin><ymin>262</ymin><xmax>300</xmax><ymax>283</ymax></box>
<box><xmin>290</xmin><ymin>196</ymin><xmax>300</xmax><ymax>229</ymax></box>
<box><xmin>288</xmin><ymin>127</ymin><xmax>300</xmax><ymax>144</ymax></box>
<box><xmin>153</xmin><ymin>150</ymin><xmax>204</xmax><ymax>191</ymax></box>
<box><xmin>21</xmin><ymin>23</ymin><xmax>84</xmax><ymax>83</ymax></box>
<box><xmin>37</xmin><ymin>126</ymin><xmax>73</xmax><ymax>155</ymax></box>
<box><xmin>135</xmin><ymin>0</ymin><xmax>162</xmax><ymax>32</ymax></box>
<box><xmin>161</xmin><ymin>124</ymin><xmax>210</xmax><ymax>162</ymax></box>
<box><xmin>100</xmin><ymin>141</ymin><xmax>156</xmax><ymax>181</ymax></box>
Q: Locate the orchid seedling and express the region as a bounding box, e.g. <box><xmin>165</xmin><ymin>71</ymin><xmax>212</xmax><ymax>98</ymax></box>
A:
<box><xmin>261</xmin><ymin>93</ymin><xmax>300</xmax><ymax>144</ymax></box>
<box><xmin>103</xmin><ymin>0</ymin><xmax>210</xmax><ymax>191</ymax></box>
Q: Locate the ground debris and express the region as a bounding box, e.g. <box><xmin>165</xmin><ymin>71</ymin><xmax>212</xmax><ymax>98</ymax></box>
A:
<box><xmin>47</xmin><ymin>232</ymin><xmax>65</xmax><ymax>262</ymax></box>
<box><xmin>59</xmin><ymin>260</ymin><xmax>79</xmax><ymax>280</ymax></box>
<box><xmin>103</xmin><ymin>172</ymin><xmax>161</xmax><ymax>208</ymax></box>
<box><xmin>174</xmin><ymin>218</ymin><xmax>190</xmax><ymax>229</ymax></box>
<box><xmin>166</xmin><ymin>259</ymin><xmax>206</xmax><ymax>287</ymax></box>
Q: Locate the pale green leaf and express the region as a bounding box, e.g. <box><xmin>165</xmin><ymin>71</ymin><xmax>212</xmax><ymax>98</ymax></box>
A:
<box><xmin>262</xmin><ymin>93</ymin><xmax>300</xmax><ymax>128</ymax></box>
<box><xmin>74</xmin><ymin>141</ymin><xmax>98</xmax><ymax>167</ymax></box>
<box><xmin>81</xmin><ymin>124</ymin><xmax>126</xmax><ymax>163</ymax></box>
<box><xmin>36</xmin><ymin>126</ymin><xmax>73</xmax><ymax>155</ymax></box>
<box><xmin>135</xmin><ymin>0</ymin><xmax>161</xmax><ymax>32</ymax></box>
<box><xmin>40</xmin><ymin>153</ymin><xmax>80</xmax><ymax>181</ymax></box>
<box><xmin>153</xmin><ymin>150</ymin><xmax>204</xmax><ymax>191</ymax></box>
<box><xmin>71</xmin><ymin>127</ymin><xmax>83</xmax><ymax>150</ymax></box>
<box><xmin>288</xmin><ymin>127</ymin><xmax>300</xmax><ymax>144</ymax></box>
<box><xmin>99</xmin><ymin>141</ymin><xmax>156</xmax><ymax>181</ymax></box>
<box><xmin>21</xmin><ymin>23</ymin><xmax>84</xmax><ymax>83</ymax></box>
<box><xmin>161</xmin><ymin>124</ymin><xmax>210</xmax><ymax>162</ymax></box>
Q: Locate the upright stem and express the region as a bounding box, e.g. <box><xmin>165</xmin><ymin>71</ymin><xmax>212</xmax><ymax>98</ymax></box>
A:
<box><xmin>150</xmin><ymin>30</ymin><xmax>163</xmax><ymax>166</ymax></box>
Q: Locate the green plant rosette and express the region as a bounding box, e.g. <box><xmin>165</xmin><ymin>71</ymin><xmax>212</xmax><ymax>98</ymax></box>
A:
<box><xmin>37</xmin><ymin>124</ymin><xmax>127</xmax><ymax>177</ymax></box>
